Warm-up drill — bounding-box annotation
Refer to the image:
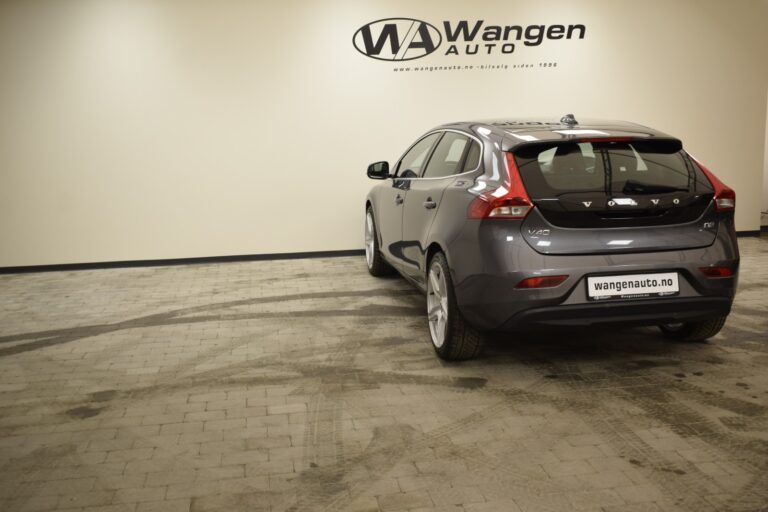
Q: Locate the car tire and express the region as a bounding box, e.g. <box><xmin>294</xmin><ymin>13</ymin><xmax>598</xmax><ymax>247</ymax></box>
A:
<box><xmin>365</xmin><ymin>207</ymin><xmax>395</xmax><ymax>277</ymax></box>
<box><xmin>426</xmin><ymin>252</ymin><xmax>483</xmax><ymax>361</ymax></box>
<box><xmin>658</xmin><ymin>316</ymin><xmax>727</xmax><ymax>342</ymax></box>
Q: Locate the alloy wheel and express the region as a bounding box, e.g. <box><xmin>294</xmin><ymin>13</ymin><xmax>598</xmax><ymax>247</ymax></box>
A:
<box><xmin>427</xmin><ymin>261</ymin><xmax>449</xmax><ymax>348</ymax></box>
<box><xmin>364</xmin><ymin>212</ymin><xmax>374</xmax><ymax>268</ymax></box>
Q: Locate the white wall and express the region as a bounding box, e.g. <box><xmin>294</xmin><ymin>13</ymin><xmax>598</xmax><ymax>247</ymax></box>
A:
<box><xmin>763</xmin><ymin>90</ymin><xmax>768</xmax><ymax>227</ymax></box>
<box><xmin>1</xmin><ymin>0</ymin><xmax>767</xmax><ymax>267</ymax></box>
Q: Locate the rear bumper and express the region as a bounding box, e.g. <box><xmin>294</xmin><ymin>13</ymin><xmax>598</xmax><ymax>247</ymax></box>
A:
<box><xmin>456</xmin><ymin>271</ymin><xmax>736</xmax><ymax>332</ymax></box>
<box><xmin>493</xmin><ymin>296</ymin><xmax>732</xmax><ymax>331</ymax></box>
<box><xmin>446</xmin><ymin>219</ymin><xmax>739</xmax><ymax>332</ymax></box>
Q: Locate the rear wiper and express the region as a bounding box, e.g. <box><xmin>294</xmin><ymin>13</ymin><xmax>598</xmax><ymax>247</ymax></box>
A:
<box><xmin>622</xmin><ymin>180</ymin><xmax>688</xmax><ymax>195</ymax></box>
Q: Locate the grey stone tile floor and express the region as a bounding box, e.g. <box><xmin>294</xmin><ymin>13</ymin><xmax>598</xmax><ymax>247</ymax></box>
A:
<box><xmin>0</xmin><ymin>237</ymin><xmax>766</xmax><ymax>512</ymax></box>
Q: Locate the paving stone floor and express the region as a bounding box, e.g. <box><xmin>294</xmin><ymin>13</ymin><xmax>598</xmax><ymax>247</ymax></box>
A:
<box><xmin>0</xmin><ymin>237</ymin><xmax>767</xmax><ymax>512</ymax></box>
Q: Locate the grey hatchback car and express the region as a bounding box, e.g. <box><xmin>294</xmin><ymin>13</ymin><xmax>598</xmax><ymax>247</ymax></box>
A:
<box><xmin>364</xmin><ymin>116</ymin><xmax>739</xmax><ymax>360</ymax></box>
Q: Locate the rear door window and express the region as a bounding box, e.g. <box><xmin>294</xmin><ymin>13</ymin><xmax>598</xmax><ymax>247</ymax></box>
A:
<box><xmin>422</xmin><ymin>132</ymin><xmax>472</xmax><ymax>178</ymax></box>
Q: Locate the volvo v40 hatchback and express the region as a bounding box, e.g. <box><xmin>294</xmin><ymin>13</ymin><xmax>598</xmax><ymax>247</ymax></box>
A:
<box><xmin>364</xmin><ymin>116</ymin><xmax>739</xmax><ymax>360</ymax></box>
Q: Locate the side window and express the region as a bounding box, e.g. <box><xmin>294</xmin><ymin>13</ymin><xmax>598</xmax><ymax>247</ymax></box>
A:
<box><xmin>397</xmin><ymin>133</ymin><xmax>441</xmax><ymax>178</ymax></box>
<box><xmin>422</xmin><ymin>132</ymin><xmax>470</xmax><ymax>178</ymax></box>
<box><xmin>462</xmin><ymin>140</ymin><xmax>481</xmax><ymax>172</ymax></box>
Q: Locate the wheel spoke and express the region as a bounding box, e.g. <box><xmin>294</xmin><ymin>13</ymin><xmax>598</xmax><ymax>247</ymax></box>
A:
<box><xmin>365</xmin><ymin>216</ymin><xmax>373</xmax><ymax>241</ymax></box>
<box><xmin>436</xmin><ymin>315</ymin><xmax>445</xmax><ymax>341</ymax></box>
<box><xmin>429</xmin><ymin>271</ymin><xmax>441</xmax><ymax>296</ymax></box>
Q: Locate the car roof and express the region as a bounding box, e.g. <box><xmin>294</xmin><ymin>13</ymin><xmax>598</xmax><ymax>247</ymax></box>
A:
<box><xmin>436</xmin><ymin>117</ymin><xmax>678</xmax><ymax>151</ymax></box>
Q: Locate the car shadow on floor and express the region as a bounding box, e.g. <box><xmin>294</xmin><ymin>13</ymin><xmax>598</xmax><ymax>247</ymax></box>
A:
<box><xmin>478</xmin><ymin>326</ymin><xmax>712</xmax><ymax>369</ymax></box>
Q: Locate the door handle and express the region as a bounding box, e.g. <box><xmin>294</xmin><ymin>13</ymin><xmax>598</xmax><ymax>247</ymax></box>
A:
<box><xmin>395</xmin><ymin>194</ymin><xmax>404</xmax><ymax>205</ymax></box>
<box><xmin>423</xmin><ymin>199</ymin><xmax>437</xmax><ymax>210</ymax></box>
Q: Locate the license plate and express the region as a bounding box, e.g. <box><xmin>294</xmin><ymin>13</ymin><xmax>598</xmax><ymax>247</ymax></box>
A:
<box><xmin>586</xmin><ymin>272</ymin><xmax>679</xmax><ymax>301</ymax></box>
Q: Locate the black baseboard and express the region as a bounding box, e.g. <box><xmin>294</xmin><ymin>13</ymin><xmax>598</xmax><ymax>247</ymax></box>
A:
<box><xmin>0</xmin><ymin>249</ymin><xmax>366</xmax><ymax>275</ymax></box>
<box><xmin>1</xmin><ymin>231</ymin><xmax>763</xmax><ymax>275</ymax></box>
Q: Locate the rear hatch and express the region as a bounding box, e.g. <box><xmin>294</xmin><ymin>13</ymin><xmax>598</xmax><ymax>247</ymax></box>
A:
<box><xmin>514</xmin><ymin>138</ymin><xmax>718</xmax><ymax>255</ymax></box>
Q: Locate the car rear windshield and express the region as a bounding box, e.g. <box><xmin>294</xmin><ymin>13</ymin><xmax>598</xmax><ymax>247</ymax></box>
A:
<box><xmin>513</xmin><ymin>140</ymin><xmax>714</xmax><ymax>197</ymax></box>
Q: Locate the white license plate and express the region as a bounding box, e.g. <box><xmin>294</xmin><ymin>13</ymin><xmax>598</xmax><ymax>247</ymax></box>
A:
<box><xmin>586</xmin><ymin>272</ymin><xmax>679</xmax><ymax>301</ymax></box>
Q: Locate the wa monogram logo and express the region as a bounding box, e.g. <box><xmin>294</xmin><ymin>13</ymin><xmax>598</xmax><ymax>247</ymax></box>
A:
<box><xmin>353</xmin><ymin>17</ymin><xmax>586</xmax><ymax>62</ymax></box>
<box><xmin>353</xmin><ymin>18</ymin><xmax>442</xmax><ymax>61</ymax></box>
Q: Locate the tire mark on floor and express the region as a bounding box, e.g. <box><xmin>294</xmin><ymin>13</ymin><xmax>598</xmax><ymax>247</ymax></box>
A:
<box><xmin>524</xmin><ymin>357</ymin><xmax>768</xmax><ymax>511</ymax></box>
<box><xmin>0</xmin><ymin>287</ymin><xmax>420</xmax><ymax>357</ymax></box>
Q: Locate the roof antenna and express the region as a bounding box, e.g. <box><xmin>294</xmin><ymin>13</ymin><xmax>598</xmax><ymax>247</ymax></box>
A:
<box><xmin>560</xmin><ymin>114</ymin><xmax>578</xmax><ymax>126</ymax></box>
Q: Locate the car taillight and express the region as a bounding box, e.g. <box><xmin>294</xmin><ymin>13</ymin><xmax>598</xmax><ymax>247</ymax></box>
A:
<box><xmin>699</xmin><ymin>266</ymin><xmax>734</xmax><ymax>278</ymax></box>
<box><xmin>515</xmin><ymin>275</ymin><xmax>569</xmax><ymax>289</ymax></box>
<box><xmin>467</xmin><ymin>152</ymin><xmax>533</xmax><ymax>219</ymax></box>
<box><xmin>690</xmin><ymin>156</ymin><xmax>735</xmax><ymax>212</ymax></box>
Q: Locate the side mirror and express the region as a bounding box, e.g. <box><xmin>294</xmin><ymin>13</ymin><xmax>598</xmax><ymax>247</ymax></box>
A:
<box><xmin>367</xmin><ymin>161</ymin><xmax>390</xmax><ymax>180</ymax></box>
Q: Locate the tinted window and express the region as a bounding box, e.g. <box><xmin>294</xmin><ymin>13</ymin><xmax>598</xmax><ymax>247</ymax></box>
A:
<box><xmin>606</xmin><ymin>145</ymin><xmax>690</xmax><ymax>191</ymax></box>
<box><xmin>515</xmin><ymin>141</ymin><xmax>712</xmax><ymax>197</ymax></box>
<box><xmin>423</xmin><ymin>132</ymin><xmax>470</xmax><ymax>178</ymax></box>
<box><xmin>462</xmin><ymin>140</ymin><xmax>481</xmax><ymax>172</ymax></box>
<box><xmin>398</xmin><ymin>133</ymin><xmax>441</xmax><ymax>178</ymax></box>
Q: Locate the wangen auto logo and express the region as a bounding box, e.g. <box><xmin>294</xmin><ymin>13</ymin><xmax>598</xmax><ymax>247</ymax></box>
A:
<box><xmin>353</xmin><ymin>18</ymin><xmax>442</xmax><ymax>61</ymax></box>
<box><xmin>354</xmin><ymin>19</ymin><xmax>587</xmax><ymax>61</ymax></box>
